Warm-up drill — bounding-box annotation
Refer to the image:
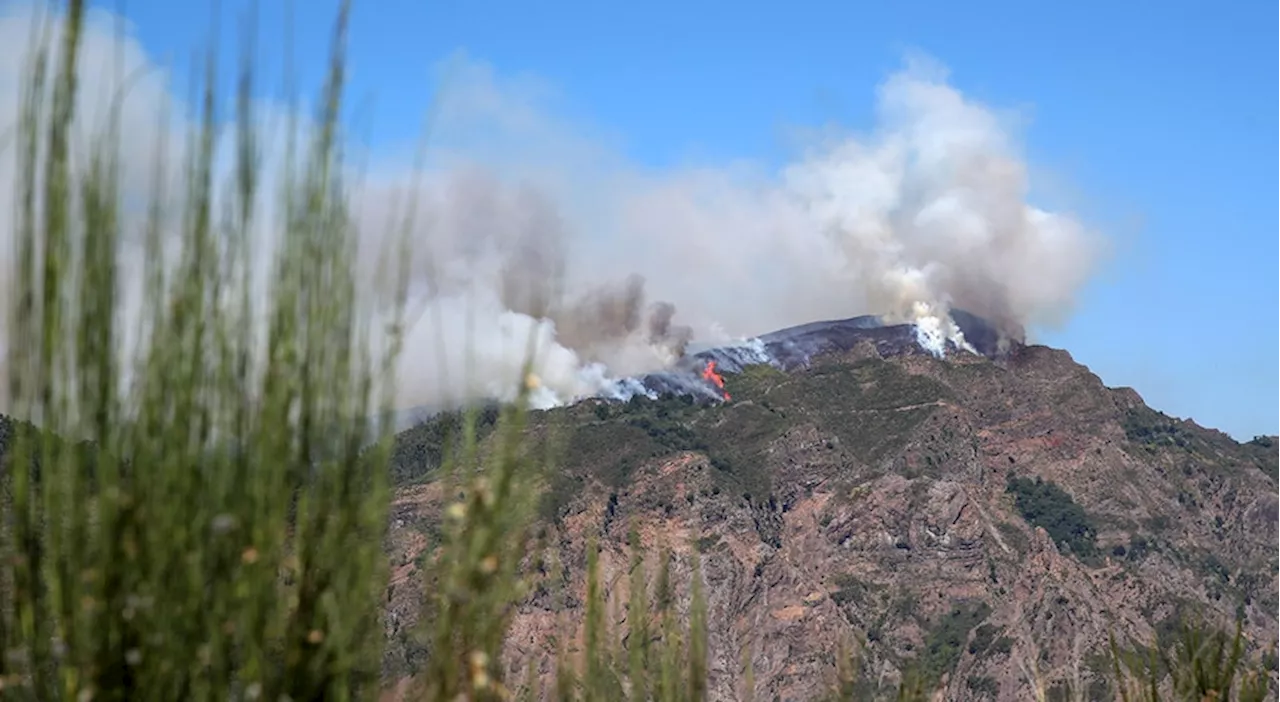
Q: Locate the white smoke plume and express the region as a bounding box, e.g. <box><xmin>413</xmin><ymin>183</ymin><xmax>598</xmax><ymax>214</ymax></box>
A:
<box><xmin>0</xmin><ymin>6</ymin><xmax>1103</xmax><ymax>415</ymax></box>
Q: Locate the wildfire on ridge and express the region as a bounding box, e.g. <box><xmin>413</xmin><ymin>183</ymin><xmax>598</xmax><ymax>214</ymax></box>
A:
<box><xmin>701</xmin><ymin>360</ymin><xmax>730</xmax><ymax>401</ymax></box>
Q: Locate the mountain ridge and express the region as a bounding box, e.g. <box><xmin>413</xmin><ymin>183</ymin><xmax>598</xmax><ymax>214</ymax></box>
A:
<box><xmin>392</xmin><ymin>309</ymin><xmax>1011</xmax><ymax>426</ymax></box>
<box><xmin>381</xmin><ymin>322</ymin><xmax>1279</xmax><ymax>700</ymax></box>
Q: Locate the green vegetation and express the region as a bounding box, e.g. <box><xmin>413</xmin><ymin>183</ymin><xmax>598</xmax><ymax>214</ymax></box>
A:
<box><xmin>918</xmin><ymin>601</ymin><xmax>992</xmax><ymax>687</ymax></box>
<box><xmin>994</xmin><ymin>520</ymin><xmax>1030</xmax><ymax>554</ymax></box>
<box><xmin>1242</xmin><ymin>435</ymin><xmax>1279</xmax><ymax>482</ymax></box>
<box><xmin>515</xmin><ymin>354</ymin><xmax>951</xmax><ymax>517</ymax></box>
<box><xmin>822</xmin><ymin>638</ymin><xmax>928</xmax><ymax>702</ymax></box>
<box><xmin>965</xmin><ymin>674</ymin><xmax>998</xmax><ymax>698</ymax></box>
<box><xmin>782</xmin><ymin>360</ymin><xmax>949</xmax><ymax>467</ymax></box>
<box><xmin>1006</xmin><ymin>474</ymin><xmax>1099</xmax><ymax>558</ymax></box>
<box><xmin>830</xmin><ymin>573</ymin><xmax>876</xmax><ymax>608</ymax></box>
<box><xmin>797</xmin><ymin>359</ymin><xmax>953</xmax><ymax>411</ymax></box>
<box><xmin>694</xmin><ymin>534</ymin><xmax>721</xmax><ymax>553</ymax></box>
<box><xmin>1124</xmin><ymin>535</ymin><xmax>1153</xmax><ymax>562</ymax></box>
<box><xmin>0</xmin><ymin>0</ymin><xmax>400</xmax><ymax>697</ymax></box>
<box><xmin>390</xmin><ymin>405</ymin><xmax>502</xmax><ymax>484</ymax></box>
<box><xmin>1123</xmin><ymin>407</ymin><xmax>1198</xmax><ymax>451</ymax></box>
<box><xmin>967</xmin><ymin>623</ymin><xmax>1001</xmax><ymax>657</ymax></box>
<box><xmin>534</xmin><ymin>386</ymin><xmax>787</xmax><ymax>512</ymax></box>
<box><xmin>1107</xmin><ymin>619</ymin><xmax>1274</xmax><ymax>702</ymax></box>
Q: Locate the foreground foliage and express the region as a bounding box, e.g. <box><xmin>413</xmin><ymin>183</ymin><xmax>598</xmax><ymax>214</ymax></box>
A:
<box><xmin>0</xmin><ymin>0</ymin><xmax>403</xmax><ymax>698</ymax></box>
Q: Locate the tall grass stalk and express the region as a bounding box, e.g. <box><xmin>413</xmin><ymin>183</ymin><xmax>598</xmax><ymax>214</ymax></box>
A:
<box><xmin>530</xmin><ymin>537</ymin><xmax>708</xmax><ymax>702</ymax></box>
<box><xmin>1108</xmin><ymin>620</ymin><xmax>1274</xmax><ymax>702</ymax></box>
<box><xmin>410</xmin><ymin>369</ymin><xmax>543</xmax><ymax>702</ymax></box>
<box><xmin>0</xmin><ymin>0</ymin><xmax>408</xmax><ymax>698</ymax></box>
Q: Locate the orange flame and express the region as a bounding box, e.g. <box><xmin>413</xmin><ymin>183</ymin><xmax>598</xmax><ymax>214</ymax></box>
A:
<box><xmin>701</xmin><ymin>360</ymin><xmax>730</xmax><ymax>401</ymax></box>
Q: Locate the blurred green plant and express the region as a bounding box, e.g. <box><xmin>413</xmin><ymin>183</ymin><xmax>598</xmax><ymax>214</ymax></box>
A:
<box><xmin>1107</xmin><ymin>619</ymin><xmax>1274</xmax><ymax>702</ymax></box>
<box><xmin>0</xmin><ymin>0</ymin><xmax>408</xmax><ymax>698</ymax></box>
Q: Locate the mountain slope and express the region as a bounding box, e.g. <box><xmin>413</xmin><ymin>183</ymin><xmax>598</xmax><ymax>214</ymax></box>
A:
<box><xmin>382</xmin><ymin>324</ymin><xmax>1279</xmax><ymax>700</ymax></box>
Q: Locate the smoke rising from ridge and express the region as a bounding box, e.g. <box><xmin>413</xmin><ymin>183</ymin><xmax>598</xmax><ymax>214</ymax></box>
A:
<box><xmin>0</xmin><ymin>7</ymin><xmax>1103</xmax><ymax>414</ymax></box>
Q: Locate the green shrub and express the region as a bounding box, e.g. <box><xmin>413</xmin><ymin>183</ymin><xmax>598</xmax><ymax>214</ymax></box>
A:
<box><xmin>1123</xmin><ymin>408</ymin><xmax>1197</xmax><ymax>450</ymax></box>
<box><xmin>916</xmin><ymin>601</ymin><xmax>992</xmax><ymax>687</ymax></box>
<box><xmin>831</xmin><ymin>573</ymin><xmax>869</xmax><ymax>608</ymax></box>
<box><xmin>1107</xmin><ymin>618</ymin><xmax>1274</xmax><ymax>702</ymax></box>
<box><xmin>1006</xmin><ymin>474</ymin><xmax>1098</xmax><ymax>557</ymax></box>
<box><xmin>968</xmin><ymin>623</ymin><xmax>1000</xmax><ymax>656</ymax></box>
<box><xmin>991</xmin><ymin>636</ymin><xmax>1015</xmax><ymax>656</ymax></box>
<box><xmin>966</xmin><ymin>674</ymin><xmax>998</xmax><ymax>698</ymax></box>
<box><xmin>390</xmin><ymin>405</ymin><xmax>502</xmax><ymax>484</ymax></box>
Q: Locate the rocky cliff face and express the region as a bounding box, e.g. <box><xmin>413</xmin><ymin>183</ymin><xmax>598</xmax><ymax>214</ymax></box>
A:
<box><xmin>382</xmin><ymin>331</ymin><xmax>1279</xmax><ymax>701</ymax></box>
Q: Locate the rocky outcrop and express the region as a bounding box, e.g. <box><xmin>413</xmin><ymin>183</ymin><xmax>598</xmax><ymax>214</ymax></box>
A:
<box><xmin>382</xmin><ymin>342</ymin><xmax>1279</xmax><ymax>700</ymax></box>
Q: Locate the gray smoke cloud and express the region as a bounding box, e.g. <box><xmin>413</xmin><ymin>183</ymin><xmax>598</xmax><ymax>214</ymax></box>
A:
<box><xmin>0</xmin><ymin>7</ymin><xmax>1103</xmax><ymax>414</ymax></box>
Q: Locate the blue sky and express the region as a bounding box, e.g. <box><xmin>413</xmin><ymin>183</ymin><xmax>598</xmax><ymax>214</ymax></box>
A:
<box><xmin>95</xmin><ymin>0</ymin><xmax>1276</xmax><ymax>438</ymax></box>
